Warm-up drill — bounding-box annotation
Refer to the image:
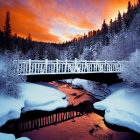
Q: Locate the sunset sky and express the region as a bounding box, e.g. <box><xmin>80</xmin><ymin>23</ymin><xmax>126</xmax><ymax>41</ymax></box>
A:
<box><xmin>0</xmin><ymin>0</ymin><xmax>137</xmax><ymax>43</ymax></box>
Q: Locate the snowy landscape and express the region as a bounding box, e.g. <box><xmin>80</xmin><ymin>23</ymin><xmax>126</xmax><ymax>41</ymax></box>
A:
<box><xmin>1</xmin><ymin>0</ymin><xmax>140</xmax><ymax>140</ymax></box>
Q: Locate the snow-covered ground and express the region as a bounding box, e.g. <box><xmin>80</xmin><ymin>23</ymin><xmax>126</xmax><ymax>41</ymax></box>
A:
<box><xmin>60</xmin><ymin>78</ymin><xmax>110</xmax><ymax>99</ymax></box>
<box><xmin>20</xmin><ymin>82</ymin><xmax>68</xmax><ymax>113</ymax></box>
<box><xmin>0</xmin><ymin>93</ymin><xmax>24</xmax><ymax>127</ymax></box>
<box><xmin>0</xmin><ymin>57</ymin><xmax>5</xmax><ymax>71</ymax></box>
<box><xmin>94</xmin><ymin>83</ymin><xmax>140</xmax><ymax>133</ymax></box>
<box><xmin>0</xmin><ymin>132</ymin><xmax>30</xmax><ymax>140</ymax></box>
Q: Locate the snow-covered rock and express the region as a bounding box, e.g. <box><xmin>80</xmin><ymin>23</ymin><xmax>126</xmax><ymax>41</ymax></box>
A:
<box><xmin>94</xmin><ymin>83</ymin><xmax>140</xmax><ymax>133</ymax></box>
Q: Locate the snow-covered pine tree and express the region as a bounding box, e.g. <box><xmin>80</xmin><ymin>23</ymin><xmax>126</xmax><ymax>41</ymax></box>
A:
<box><xmin>119</xmin><ymin>49</ymin><xmax>140</xmax><ymax>87</ymax></box>
<box><xmin>1</xmin><ymin>51</ymin><xmax>27</xmax><ymax>98</ymax></box>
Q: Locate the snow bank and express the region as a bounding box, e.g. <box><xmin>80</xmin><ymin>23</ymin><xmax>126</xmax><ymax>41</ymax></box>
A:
<box><xmin>94</xmin><ymin>83</ymin><xmax>140</xmax><ymax>133</ymax></box>
<box><xmin>0</xmin><ymin>133</ymin><xmax>30</xmax><ymax>140</ymax></box>
<box><xmin>21</xmin><ymin>82</ymin><xmax>68</xmax><ymax>112</ymax></box>
<box><xmin>0</xmin><ymin>132</ymin><xmax>15</xmax><ymax>140</ymax></box>
<box><xmin>61</xmin><ymin>78</ymin><xmax>110</xmax><ymax>99</ymax></box>
<box><xmin>0</xmin><ymin>94</ymin><xmax>24</xmax><ymax>127</ymax></box>
<box><xmin>0</xmin><ymin>82</ymin><xmax>68</xmax><ymax>128</ymax></box>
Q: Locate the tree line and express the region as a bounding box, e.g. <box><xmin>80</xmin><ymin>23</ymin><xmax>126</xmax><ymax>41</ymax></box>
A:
<box><xmin>0</xmin><ymin>0</ymin><xmax>140</xmax><ymax>60</ymax></box>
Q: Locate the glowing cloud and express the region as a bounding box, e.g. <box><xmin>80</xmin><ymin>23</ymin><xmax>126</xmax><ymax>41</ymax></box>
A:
<box><xmin>0</xmin><ymin>0</ymin><xmax>137</xmax><ymax>42</ymax></box>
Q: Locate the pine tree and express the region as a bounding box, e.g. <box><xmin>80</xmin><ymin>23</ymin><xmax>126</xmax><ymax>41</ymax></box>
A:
<box><xmin>124</xmin><ymin>2</ymin><xmax>130</xmax><ymax>28</ymax></box>
<box><xmin>3</xmin><ymin>11</ymin><xmax>12</xmax><ymax>50</ymax></box>
<box><xmin>102</xmin><ymin>20</ymin><xmax>108</xmax><ymax>35</ymax></box>
<box><xmin>109</xmin><ymin>19</ymin><xmax>113</xmax><ymax>37</ymax></box>
<box><xmin>138</xmin><ymin>0</ymin><xmax>140</xmax><ymax>6</ymax></box>
<box><xmin>118</xmin><ymin>11</ymin><xmax>122</xmax><ymax>22</ymax></box>
<box><xmin>136</xmin><ymin>0</ymin><xmax>140</xmax><ymax>11</ymax></box>
<box><xmin>128</xmin><ymin>1</ymin><xmax>132</xmax><ymax>12</ymax></box>
<box><xmin>101</xmin><ymin>20</ymin><xmax>109</xmax><ymax>45</ymax></box>
<box><xmin>92</xmin><ymin>30</ymin><xmax>96</xmax><ymax>36</ymax></box>
<box><xmin>0</xmin><ymin>29</ymin><xmax>4</xmax><ymax>52</ymax></box>
<box><xmin>110</xmin><ymin>19</ymin><xmax>113</xmax><ymax>26</ymax></box>
<box><xmin>117</xmin><ymin>11</ymin><xmax>122</xmax><ymax>32</ymax></box>
<box><xmin>26</xmin><ymin>33</ymin><xmax>32</xmax><ymax>50</ymax></box>
<box><xmin>123</xmin><ymin>12</ymin><xmax>125</xmax><ymax>19</ymax></box>
<box><xmin>27</xmin><ymin>33</ymin><xmax>32</xmax><ymax>41</ymax></box>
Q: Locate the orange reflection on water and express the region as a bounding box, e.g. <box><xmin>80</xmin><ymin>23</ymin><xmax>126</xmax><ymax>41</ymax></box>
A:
<box><xmin>49</xmin><ymin>82</ymin><xmax>96</xmax><ymax>106</ymax></box>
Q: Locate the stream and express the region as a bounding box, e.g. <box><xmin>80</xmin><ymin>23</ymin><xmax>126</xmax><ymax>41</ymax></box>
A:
<box><xmin>1</xmin><ymin>82</ymin><xmax>140</xmax><ymax>140</ymax></box>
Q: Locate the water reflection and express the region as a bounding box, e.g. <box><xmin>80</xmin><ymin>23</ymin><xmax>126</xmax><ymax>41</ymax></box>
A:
<box><xmin>49</xmin><ymin>82</ymin><xmax>97</xmax><ymax>106</ymax></box>
<box><xmin>18</xmin><ymin>109</ymin><xmax>84</xmax><ymax>133</ymax></box>
<box><xmin>0</xmin><ymin>100</ymin><xmax>93</xmax><ymax>135</ymax></box>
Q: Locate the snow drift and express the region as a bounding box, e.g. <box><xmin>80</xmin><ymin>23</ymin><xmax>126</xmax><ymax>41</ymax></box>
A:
<box><xmin>94</xmin><ymin>83</ymin><xmax>140</xmax><ymax>133</ymax></box>
<box><xmin>0</xmin><ymin>82</ymin><xmax>68</xmax><ymax>127</ymax></box>
<box><xmin>21</xmin><ymin>82</ymin><xmax>68</xmax><ymax>112</ymax></box>
<box><xmin>0</xmin><ymin>132</ymin><xmax>30</xmax><ymax>140</ymax></box>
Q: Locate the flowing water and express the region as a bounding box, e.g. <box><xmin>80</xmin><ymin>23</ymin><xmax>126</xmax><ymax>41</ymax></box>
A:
<box><xmin>1</xmin><ymin>82</ymin><xmax>140</xmax><ymax>140</ymax></box>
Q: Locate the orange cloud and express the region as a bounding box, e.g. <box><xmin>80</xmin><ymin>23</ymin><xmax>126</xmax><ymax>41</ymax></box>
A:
<box><xmin>0</xmin><ymin>0</ymin><xmax>138</xmax><ymax>42</ymax></box>
<box><xmin>28</xmin><ymin>0</ymin><xmax>96</xmax><ymax>30</ymax></box>
<box><xmin>0</xmin><ymin>0</ymin><xmax>60</xmax><ymax>42</ymax></box>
